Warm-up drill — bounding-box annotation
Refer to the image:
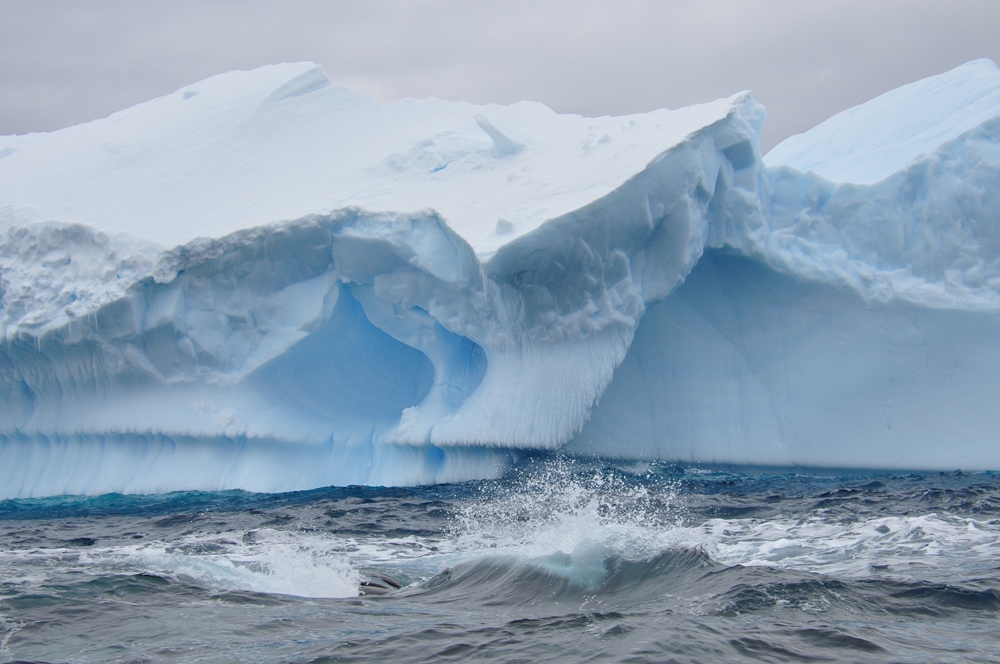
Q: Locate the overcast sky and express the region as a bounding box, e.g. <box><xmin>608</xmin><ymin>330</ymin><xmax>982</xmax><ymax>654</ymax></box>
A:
<box><xmin>2</xmin><ymin>0</ymin><xmax>999</xmax><ymax>152</ymax></box>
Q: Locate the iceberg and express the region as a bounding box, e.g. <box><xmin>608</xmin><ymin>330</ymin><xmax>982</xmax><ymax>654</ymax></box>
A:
<box><xmin>1</xmin><ymin>60</ymin><xmax>999</xmax><ymax>497</ymax></box>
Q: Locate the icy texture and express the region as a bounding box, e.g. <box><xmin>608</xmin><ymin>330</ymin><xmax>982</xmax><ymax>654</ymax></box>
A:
<box><xmin>765</xmin><ymin>59</ymin><xmax>1000</xmax><ymax>184</ymax></box>
<box><xmin>1</xmin><ymin>60</ymin><xmax>1000</xmax><ymax>497</ymax></box>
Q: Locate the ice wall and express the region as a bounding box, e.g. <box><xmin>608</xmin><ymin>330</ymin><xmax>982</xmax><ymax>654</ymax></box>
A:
<box><xmin>2</xmin><ymin>59</ymin><xmax>1000</xmax><ymax>497</ymax></box>
<box><xmin>567</xmin><ymin>250</ymin><xmax>1000</xmax><ymax>469</ymax></box>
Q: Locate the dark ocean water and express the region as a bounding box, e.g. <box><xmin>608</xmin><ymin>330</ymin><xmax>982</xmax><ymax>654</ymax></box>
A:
<box><xmin>3</xmin><ymin>456</ymin><xmax>1000</xmax><ymax>663</ymax></box>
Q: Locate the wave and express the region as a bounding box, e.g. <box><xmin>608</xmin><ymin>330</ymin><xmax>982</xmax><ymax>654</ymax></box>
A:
<box><xmin>411</xmin><ymin>547</ymin><xmax>718</xmax><ymax>606</ymax></box>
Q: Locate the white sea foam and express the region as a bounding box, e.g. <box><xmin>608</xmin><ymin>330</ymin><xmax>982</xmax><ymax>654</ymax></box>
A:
<box><xmin>705</xmin><ymin>512</ymin><xmax>1000</xmax><ymax>582</ymax></box>
<box><xmin>448</xmin><ymin>462</ymin><xmax>1000</xmax><ymax>587</ymax></box>
<box><xmin>65</xmin><ymin>530</ymin><xmax>365</xmax><ymax>599</ymax></box>
<box><xmin>452</xmin><ymin>460</ymin><xmax>687</xmax><ymax>558</ymax></box>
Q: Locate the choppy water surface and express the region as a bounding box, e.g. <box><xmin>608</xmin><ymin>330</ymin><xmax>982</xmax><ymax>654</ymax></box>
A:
<box><xmin>3</xmin><ymin>457</ymin><xmax>1000</xmax><ymax>663</ymax></box>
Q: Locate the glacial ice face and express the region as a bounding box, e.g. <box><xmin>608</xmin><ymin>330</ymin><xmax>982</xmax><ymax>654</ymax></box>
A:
<box><xmin>1</xmin><ymin>59</ymin><xmax>1000</xmax><ymax>497</ymax></box>
<box><xmin>567</xmin><ymin>250</ymin><xmax>1000</xmax><ymax>468</ymax></box>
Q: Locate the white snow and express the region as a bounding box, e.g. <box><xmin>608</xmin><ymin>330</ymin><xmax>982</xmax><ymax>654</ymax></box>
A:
<box><xmin>2</xmin><ymin>59</ymin><xmax>1000</xmax><ymax>497</ymax></box>
<box><xmin>764</xmin><ymin>59</ymin><xmax>1000</xmax><ymax>184</ymax></box>
<box><xmin>0</xmin><ymin>61</ymin><xmax>742</xmax><ymax>258</ymax></box>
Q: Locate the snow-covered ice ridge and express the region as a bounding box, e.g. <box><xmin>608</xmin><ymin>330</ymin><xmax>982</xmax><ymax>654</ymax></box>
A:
<box><xmin>2</xmin><ymin>60</ymin><xmax>1000</xmax><ymax>497</ymax></box>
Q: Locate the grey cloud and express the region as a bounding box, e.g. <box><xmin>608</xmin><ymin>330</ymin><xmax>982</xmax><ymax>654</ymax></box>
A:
<box><xmin>2</xmin><ymin>0</ymin><xmax>999</xmax><ymax>151</ymax></box>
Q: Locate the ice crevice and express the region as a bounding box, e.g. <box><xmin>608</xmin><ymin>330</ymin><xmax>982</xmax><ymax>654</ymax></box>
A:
<box><xmin>2</xmin><ymin>59</ymin><xmax>1000</xmax><ymax>496</ymax></box>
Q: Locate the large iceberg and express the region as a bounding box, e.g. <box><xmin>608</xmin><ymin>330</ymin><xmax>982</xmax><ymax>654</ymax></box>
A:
<box><xmin>1</xmin><ymin>60</ymin><xmax>999</xmax><ymax>497</ymax></box>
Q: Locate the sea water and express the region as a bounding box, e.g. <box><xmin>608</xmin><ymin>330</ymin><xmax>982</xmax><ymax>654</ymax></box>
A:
<box><xmin>3</xmin><ymin>456</ymin><xmax>1000</xmax><ymax>662</ymax></box>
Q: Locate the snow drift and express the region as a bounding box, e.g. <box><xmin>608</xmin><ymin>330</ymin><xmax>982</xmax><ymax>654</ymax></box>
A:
<box><xmin>1</xmin><ymin>60</ymin><xmax>1000</xmax><ymax>497</ymax></box>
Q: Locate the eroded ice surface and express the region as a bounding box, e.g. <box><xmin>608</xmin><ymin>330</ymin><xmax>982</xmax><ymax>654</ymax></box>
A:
<box><xmin>1</xmin><ymin>59</ymin><xmax>1000</xmax><ymax>497</ymax></box>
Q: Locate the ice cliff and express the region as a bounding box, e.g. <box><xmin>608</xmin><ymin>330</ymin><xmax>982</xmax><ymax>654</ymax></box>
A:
<box><xmin>2</xmin><ymin>59</ymin><xmax>1000</xmax><ymax>497</ymax></box>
